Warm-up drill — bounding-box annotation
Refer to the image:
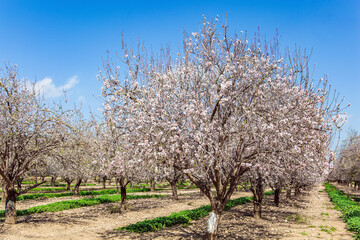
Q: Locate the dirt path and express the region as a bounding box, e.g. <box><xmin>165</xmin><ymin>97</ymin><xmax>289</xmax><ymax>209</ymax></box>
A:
<box><xmin>280</xmin><ymin>184</ymin><xmax>353</xmax><ymax>240</ymax></box>
<box><xmin>111</xmin><ymin>184</ymin><xmax>354</xmax><ymax>239</ymax></box>
<box><xmin>0</xmin><ymin>190</ymin><xmax>249</xmax><ymax>240</ymax></box>
<box><xmin>1</xmin><ymin>185</ymin><xmax>353</xmax><ymax>239</ymax></box>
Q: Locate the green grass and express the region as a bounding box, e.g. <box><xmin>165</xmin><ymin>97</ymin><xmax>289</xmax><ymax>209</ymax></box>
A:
<box><xmin>117</xmin><ymin>190</ymin><xmax>275</xmax><ymax>233</ymax></box>
<box><xmin>325</xmin><ymin>182</ymin><xmax>360</xmax><ymax>239</ymax></box>
<box><xmin>0</xmin><ymin>194</ymin><xmax>165</xmax><ymax>218</ymax></box>
<box><xmin>0</xmin><ymin>188</ymin><xmax>165</xmax><ymax>201</ymax></box>
<box><xmin>319</xmin><ymin>225</ymin><xmax>336</xmax><ymax>234</ymax></box>
<box><xmin>117</xmin><ymin>196</ymin><xmax>252</xmax><ymax>233</ymax></box>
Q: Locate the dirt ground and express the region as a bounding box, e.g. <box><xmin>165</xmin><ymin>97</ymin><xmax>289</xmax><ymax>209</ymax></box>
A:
<box><xmin>0</xmin><ymin>184</ymin><xmax>354</xmax><ymax>240</ymax></box>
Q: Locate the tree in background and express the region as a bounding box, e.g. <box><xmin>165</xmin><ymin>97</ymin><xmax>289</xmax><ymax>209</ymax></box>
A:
<box><xmin>0</xmin><ymin>64</ymin><xmax>67</xmax><ymax>224</ymax></box>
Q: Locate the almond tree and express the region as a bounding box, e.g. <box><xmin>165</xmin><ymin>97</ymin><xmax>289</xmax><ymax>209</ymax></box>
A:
<box><xmin>330</xmin><ymin>130</ymin><xmax>360</xmax><ymax>186</ymax></box>
<box><xmin>100</xmin><ymin>17</ymin><xmax>345</xmax><ymax>239</ymax></box>
<box><xmin>100</xmin><ymin>18</ymin><xmax>285</xmax><ymax>239</ymax></box>
<box><xmin>0</xmin><ymin>64</ymin><xmax>66</xmax><ymax>223</ymax></box>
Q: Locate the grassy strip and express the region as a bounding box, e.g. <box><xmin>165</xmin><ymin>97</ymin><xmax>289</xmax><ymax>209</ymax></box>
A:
<box><xmin>0</xmin><ymin>188</ymin><xmax>165</xmax><ymax>201</ymax></box>
<box><xmin>117</xmin><ymin>190</ymin><xmax>274</xmax><ymax>233</ymax></box>
<box><xmin>0</xmin><ymin>187</ymin><xmax>67</xmax><ymax>193</ymax></box>
<box><xmin>325</xmin><ymin>182</ymin><xmax>360</xmax><ymax>239</ymax></box>
<box><xmin>0</xmin><ymin>194</ymin><xmax>165</xmax><ymax>218</ymax></box>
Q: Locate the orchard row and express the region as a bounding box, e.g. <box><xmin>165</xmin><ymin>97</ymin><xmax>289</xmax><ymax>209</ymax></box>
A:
<box><xmin>0</xmin><ymin>17</ymin><xmax>346</xmax><ymax>239</ymax></box>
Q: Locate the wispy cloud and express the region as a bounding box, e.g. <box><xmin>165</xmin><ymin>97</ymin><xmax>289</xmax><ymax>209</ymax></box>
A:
<box><xmin>35</xmin><ymin>75</ymin><xmax>78</xmax><ymax>99</ymax></box>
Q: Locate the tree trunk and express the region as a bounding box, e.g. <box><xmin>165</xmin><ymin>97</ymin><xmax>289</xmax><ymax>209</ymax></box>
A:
<box><xmin>65</xmin><ymin>180</ymin><xmax>72</xmax><ymax>191</ymax></box>
<box><xmin>41</xmin><ymin>176</ymin><xmax>46</xmax><ymax>182</ymax></box>
<box><xmin>120</xmin><ymin>185</ymin><xmax>127</xmax><ymax>208</ymax></box>
<box><xmin>251</xmin><ymin>177</ymin><xmax>265</xmax><ymax>220</ymax></box>
<box><xmin>170</xmin><ymin>182</ymin><xmax>178</xmax><ymax>200</ymax></box>
<box><xmin>73</xmin><ymin>179</ymin><xmax>82</xmax><ymax>196</ymax></box>
<box><xmin>294</xmin><ymin>187</ymin><xmax>301</xmax><ymax>196</ymax></box>
<box><xmin>4</xmin><ymin>185</ymin><xmax>17</xmax><ymax>224</ymax></box>
<box><xmin>102</xmin><ymin>176</ymin><xmax>107</xmax><ymax>189</ymax></box>
<box><xmin>1</xmin><ymin>183</ymin><xmax>6</xmax><ymax>203</ymax></box>
<box><xmin>274</xmin><ymin>187</ymin><xmax>281</xmax><ymax>207</ymax></box>
<box><xmin>51</xmin><ymin>176</ymin><xmax>57</xmax><ymax>187</ymax></box>
<box><xmin>190</xmin><ymin>182</ymin><xmax>194</xmax><ymax>189</ymax></box>
<box><xmin>253</xmin><ymin>201</ymin><xmax>262</xmax><ymax>220</ymax></box>
<box><xmin>97</xmin><ymin>175</ymin><xmax>101</xmax><ymax>184</ymax></box>
<box><xmin>206</xmin><ymin>211</ymin><xmax>222</xmax><ymax>240</ymax></box>
<box><xmin>150</xmin><ymin>179</ymin><xmax>156</xmax><ymax>192</ymax></box>
<box><xmin>1</xmin><ymin>190</ymin><xmax>5</xmax><ymax>203</ymax></box>
<box><xmin>286</xmin><ymin>188</ymin><xmax>291</xmax><ymax>199</ymax></box>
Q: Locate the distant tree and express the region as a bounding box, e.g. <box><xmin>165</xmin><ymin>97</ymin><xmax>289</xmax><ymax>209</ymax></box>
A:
<box><xmin>0</xmin><ymin>64</ymin><xmax>66</xmax><ymax>224</ymax></box>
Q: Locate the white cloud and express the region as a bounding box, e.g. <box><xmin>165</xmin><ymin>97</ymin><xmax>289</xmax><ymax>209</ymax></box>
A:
<box><xmin>35</xmin><ymin>75</ymin><xmax>78</xmax><ymax>99</ymax></box>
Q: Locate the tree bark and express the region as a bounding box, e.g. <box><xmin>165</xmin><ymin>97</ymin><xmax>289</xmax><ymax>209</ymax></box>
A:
<box><xmin>274</xmin><ymin>187</ymin><xmax>281</xmax><ymax>207</ymax></box>
<box><xmin>251</xmin><ymin>177</ymin><xmax>265</xmax><ymax>220</ymax></box>
<box><xmin>64</xmin><ymin>179</ymin><xmax>73</xmax><ymax>191</ymax></box>
<box><xmin>170</xmin><ymin>182</ymin><xmax>178</xmax><ymax>200</ymax></box>
<box><xmin>206</xmin><ymin>211</ymin><xmax>222</xmax><ymax>240</ymax></box>
<box><xmin>120</xmin><ymin>185</ymin><xmax>127</xmax><ymax>208</ymax></box>
<box><xmin>286</xmin><ymin>188</ymin><xmax>291</xmax><ymax>199</ymax></box>
<box><xmin>73</xmin><ymin>179</ymin><xmax>82</xmax><ymax>196</ymax></box>
<box><xmin>150</xmin><ymin>179</ymin><xmax>156</xmax><ymax>192</ymax></box>
<box><xmin>102</xmin><ymin>176</ymin><xmax>107</xmax><ymax>189</ymax></box>
<box><xmin>50</xmin><ymin>176</ymin><xmax>57</xmax><ymax>187</ymax></box>
<box><xmin>4</xmin><ymin>185</ymin><xmax>17</xmax><ymax>224</ymax></box>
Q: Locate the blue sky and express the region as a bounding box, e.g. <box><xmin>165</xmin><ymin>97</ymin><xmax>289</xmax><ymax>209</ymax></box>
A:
<box><xmin>0</xmin><ymin>0</ymin><xmax>359</xmax><ymax>139</ymax></box>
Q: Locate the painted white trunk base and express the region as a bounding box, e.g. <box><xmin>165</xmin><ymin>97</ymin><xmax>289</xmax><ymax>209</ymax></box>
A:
<box><xmin>207</xmin><ymin>211</ymin><xmax>219</xmax><ymax>233</ymax></box>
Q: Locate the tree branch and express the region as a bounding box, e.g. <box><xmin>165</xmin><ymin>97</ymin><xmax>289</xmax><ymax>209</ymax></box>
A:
<box><xmin>18</xmin><ymin>180</ymin><xmax>46</xmax><ymax>195</ymax></box>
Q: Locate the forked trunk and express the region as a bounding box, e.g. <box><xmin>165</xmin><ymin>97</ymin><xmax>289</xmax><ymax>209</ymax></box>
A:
<box><xmin>170</xmin><ymin>182</ymin><xmax>178</xmax><ymax>200</ymax></box>
<box><xmin>274</xmin><ymin>188</ymin><xmax>281</xmax><ymax>207</ymax></box>
<box><xmin>4</xmin><ymin>185</ymin><xmax>17</xmax><ymax>224</ymax></box>
<box><xmin>207</xmin><ymin>211</ymin><xmax>222</xmax><ymax>240</ymax></box>
<box><xmin>73</xmin><ymin>179</ymin><xmax>82</xmax><ymax>196</ymax></box>
<box><xmin>66</xmin><ymin>181</ymin><xmax>72</xmax><ymax>191</ymax></box>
